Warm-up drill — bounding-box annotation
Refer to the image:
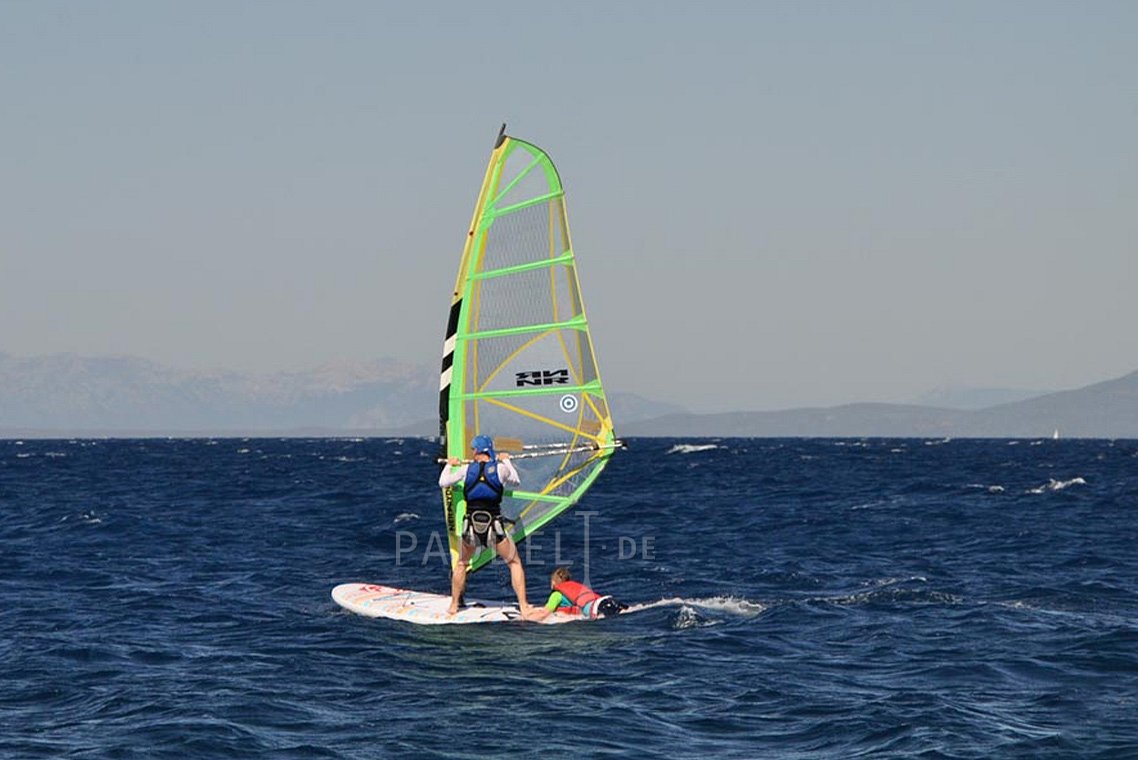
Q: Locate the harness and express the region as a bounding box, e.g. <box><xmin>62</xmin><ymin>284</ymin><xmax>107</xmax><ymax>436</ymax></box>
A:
<box><xmin>461</xmin><ymin>509</ymin><xmax>508</xmax><ymax>548</ymax></box>
<box><xmin>461</xmin><ymin>461</ymin><xmax>507</xmax><ymax>548</ymax></box>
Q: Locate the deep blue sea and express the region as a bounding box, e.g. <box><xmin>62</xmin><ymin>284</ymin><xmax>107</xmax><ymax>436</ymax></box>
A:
<box><xmin>2</xmin><ymin>437</ymin><xmax>1137</xmax><ymax>758</ymax></box>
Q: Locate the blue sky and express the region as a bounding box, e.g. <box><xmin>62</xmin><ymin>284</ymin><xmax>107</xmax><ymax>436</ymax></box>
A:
<box><xmin>2</xmin><ymin>1</ymin><xmax>1135</xmax><ymax>412</ymax></box>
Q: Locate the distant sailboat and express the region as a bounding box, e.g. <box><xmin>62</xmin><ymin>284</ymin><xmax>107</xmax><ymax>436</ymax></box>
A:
<box><xmin>1052</xmin><ymin>429</ymin><xmax>1060</xmax><ymax>440</ymax></box>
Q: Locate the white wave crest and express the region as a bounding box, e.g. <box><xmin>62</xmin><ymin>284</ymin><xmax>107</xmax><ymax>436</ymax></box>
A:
<box><xmin>59</xmin><ymin>511</ymin><xmax>102</xmax><ymax>524</ymax></box>
<box><xmin>673</xmin><ymin>606</ymin><xmax>712</xmax><ymax>629</ymax></box>
<box><xmin>626</xmin><ymin>595</ymin><xmax>765</xmax><ymax>617</ymax></box>
<box><xmin>687</xmin><ymin>596</ymin><xmax>766</xmax><ymax>615</ymax></box>
<box><xmin>1027</xmin><ymin>477</ymin><xmax>1087</xmax><ymax>494</ymax></box>
<box><xmin>394</xmin><ymin>512</ymin><xmax>420</xmax><ymax>524</ymax></box>
<box><xmin>667</xmin><ymin>444</ymin><xmax>720</xmax><ymax>455</ymax></box>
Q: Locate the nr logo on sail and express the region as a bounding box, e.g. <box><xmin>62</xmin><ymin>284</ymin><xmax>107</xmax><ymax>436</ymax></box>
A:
<box><xmin>516</xmin><ymin>369</ymin><xmax>570</xmax><ymax>387</ymax></box>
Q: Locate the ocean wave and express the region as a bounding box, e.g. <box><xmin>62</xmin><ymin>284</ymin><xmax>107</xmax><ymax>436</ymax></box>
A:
<box><xmin>666</xmin><ymin>444</ymin><xmax>720</xmax><ymax>455</ymax></box>
<box><xmin>811</xmin><ymin>577</ymin><xmax>962</xmax><ymax>607</ymax></box>
<box><xmin>1027</xmin><ymin>477</ymin><xmax>1087</xmax><ymax>494</ymax></box>
<box><xmin>634</xmin><ymin>596</ymin><xmax>767</xmax><ymax>630</ymax></box>
<box><xmin>58</xmin><ymin>511</ymin><xmax>103</xmax><ymax>525</ymax></box>
<box><xmin>4</xmin><ymin>437</ymin><xmax>1136</xmax><ymax>758</ymax></box>
<box><xmin>627</xmin><ymin>595</ymin><xmax>765</xmax><ymax>617</ymax></box>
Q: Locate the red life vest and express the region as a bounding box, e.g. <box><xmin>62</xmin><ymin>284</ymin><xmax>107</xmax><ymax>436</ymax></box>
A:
<box><xmin>553</xmin><ymin>580</ymin><xmax>600</xmax><ymax>615</ymax></box>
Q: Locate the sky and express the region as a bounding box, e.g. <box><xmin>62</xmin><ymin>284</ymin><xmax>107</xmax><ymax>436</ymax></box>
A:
<box><xmin>1</xmin><ymin>1</ymin><xmax>1135</xmax><ymax>413</ymax></box>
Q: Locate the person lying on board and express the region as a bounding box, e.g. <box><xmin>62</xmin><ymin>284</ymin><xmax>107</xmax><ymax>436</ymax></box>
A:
<box><xmin>525</xmin><ymin>566</ymin><xmax>628</xmax><ymax>622</ymax></box>
<box><xmin>438</xmin><ymin>434</ymin><xmax>535</xmax><ymax>618</ymax></box>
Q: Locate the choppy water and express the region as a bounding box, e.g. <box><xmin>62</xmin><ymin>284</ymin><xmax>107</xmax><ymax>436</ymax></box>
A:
<box><xmin>2</xmin><ymin>437</ymin><xmax>1136</xmax><ymax>758</ymax></box>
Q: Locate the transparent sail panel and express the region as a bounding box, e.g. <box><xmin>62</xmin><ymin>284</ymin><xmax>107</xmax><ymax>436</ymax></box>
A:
<box><xmin>491</xmin><ymin>145</ymin><xmax>559</xmax><ymax>212</ymax></box>
<box><xmin>466</xmin><ymin>327</ymin><xmax>596</xmax><ymax>387</ymax></box>
<box><xmin>480</xmin><ymin>201</ymin><xmax>568</xmax><ymax>272</ymax></box>
<box><xmin>467</xmin><ymin>264</ymin><xmax>580</xmax><ymax>332</ymax></box>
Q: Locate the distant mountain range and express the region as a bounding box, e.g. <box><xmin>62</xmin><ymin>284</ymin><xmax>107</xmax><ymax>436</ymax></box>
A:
<box><xmin>0</xmin><ymin>352</ymin><xmax>432</xmax><ymax>434</ymax></box>
<box><xmin>907</xmin><ymin>386</ymin><xmax>1050</xmax><ymax>410</ymax></box>
<box><xmin>2</xmin><ymin>351</ymin><xmax>1135</xmax><ymax>438</ymax></box>
<box><xmin>622</xmin><ymin>370</ymin><xmax>1138</xmax><ymax>439</ymax></box>
<box><xmin>0</xmin><ymin>352</ymin><xmax>679</xmax><ymax>437</ymax></box>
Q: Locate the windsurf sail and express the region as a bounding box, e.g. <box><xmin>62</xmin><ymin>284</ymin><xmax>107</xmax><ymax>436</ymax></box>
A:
<box><xmin>438</xmin><ymin>125</ymin><xmax>619</xmax><ymax>573</ymax></box>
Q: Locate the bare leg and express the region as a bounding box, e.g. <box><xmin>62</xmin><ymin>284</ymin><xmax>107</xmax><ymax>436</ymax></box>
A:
<box><xmin>496</xmin><ymin>537</ymin><xmax>530</xmax><ymax>612</ymax></box>
<box><xmin>447</xmin><ymin>542</ymin><xmax>474</xmax><ymax>615</ymax></box>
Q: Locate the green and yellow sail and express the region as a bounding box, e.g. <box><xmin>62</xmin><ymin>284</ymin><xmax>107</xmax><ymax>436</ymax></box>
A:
<box><xmin>438</xmin><ymin>126</ymin><xmax>619</xmax><ymax>572</ymax></box>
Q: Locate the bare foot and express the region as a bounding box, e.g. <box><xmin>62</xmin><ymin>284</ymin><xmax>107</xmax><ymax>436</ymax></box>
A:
<box><xmin>446</xmin><ymin>604</ymin><xmax>458</xmax><ymax>616</ymax></box>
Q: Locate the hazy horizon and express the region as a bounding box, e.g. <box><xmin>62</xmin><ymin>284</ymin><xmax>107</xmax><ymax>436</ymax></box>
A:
<box><xmin>3</xmin><ymin>2</ymin><xmax>1135</xmax><ymax>414</ymax></box>
<box><xmin>2</xmin><ymin>346</ymin><xmax>1101</xmax><ymax>417</ymax></box>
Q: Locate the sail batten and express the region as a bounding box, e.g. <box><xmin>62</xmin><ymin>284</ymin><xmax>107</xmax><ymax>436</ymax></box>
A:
<box><xmin>438</xmin><ymin>130</ymin><xmax>618</xmax><ymax>573</ymax></box>
<box><xmin>460</xmin><ymin>315</ymin><xmax>588</xmax><ymax>341</ymax></box>
<box><xmin>485</xmin><ymin>190</ymin><xmax>565</xmax><ymax>219</ymax></box>
<box><xmin>468</xmin><ymin>252</ymin><xmax>575</xmax><ymax>280</ymax></box>
<box><xmin>453</xmin><ymin>381</ymin><xmax>603</xmax><ymax>402</ymax></box>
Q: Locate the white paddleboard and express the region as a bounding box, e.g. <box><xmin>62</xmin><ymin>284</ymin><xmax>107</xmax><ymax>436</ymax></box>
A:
<box><xmin>331</xmin><ymin>582</ymin><xmax>578</xmax><ymax>625</ymax></box>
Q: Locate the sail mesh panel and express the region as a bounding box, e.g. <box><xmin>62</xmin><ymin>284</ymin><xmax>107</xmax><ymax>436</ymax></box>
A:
<box><xmin>480</xmin><ymin>201</ymin><xmax>565</xmax><ymax>272</ymax></box>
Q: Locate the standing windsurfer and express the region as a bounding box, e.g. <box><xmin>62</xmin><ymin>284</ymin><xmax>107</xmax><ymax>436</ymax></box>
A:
<box><xmin>438</xmin><ymin>434</ymin><xmax>534</xmax><ymax>617</ymax></box>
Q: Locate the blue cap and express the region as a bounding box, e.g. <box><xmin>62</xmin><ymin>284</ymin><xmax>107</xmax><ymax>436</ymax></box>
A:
<box><xmin>471</xmin><ymin>434</ymin><xmax>493</xmax><ymax>454</ymax></box>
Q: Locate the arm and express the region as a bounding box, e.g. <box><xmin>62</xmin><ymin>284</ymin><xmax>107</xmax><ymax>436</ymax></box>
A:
<box><xmin>438</xmin><ymin>460</ymin><xmax>467</xmax><ymax>488</ymax></box>
<box><xmin>496</xmin><ymin>453</ymin><xmax>520</xmax><ymax>487</ymax></box>
<box><xmin>523</xmin><ymin>591</ymin><xmax>562</xmax><ymax>622</ymax></box>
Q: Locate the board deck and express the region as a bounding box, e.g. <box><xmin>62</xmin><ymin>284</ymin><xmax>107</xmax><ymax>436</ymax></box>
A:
<box><xmin>331</xmin><ymin>582</ymin><xmax>578</xmax><ymax>625</ymax></box>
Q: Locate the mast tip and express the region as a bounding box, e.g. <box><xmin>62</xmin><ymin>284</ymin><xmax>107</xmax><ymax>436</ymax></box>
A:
<box><xmin>494</xmin><ymin>123</ymin><xmax>507</xmax><ymax>148</ymax></box>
